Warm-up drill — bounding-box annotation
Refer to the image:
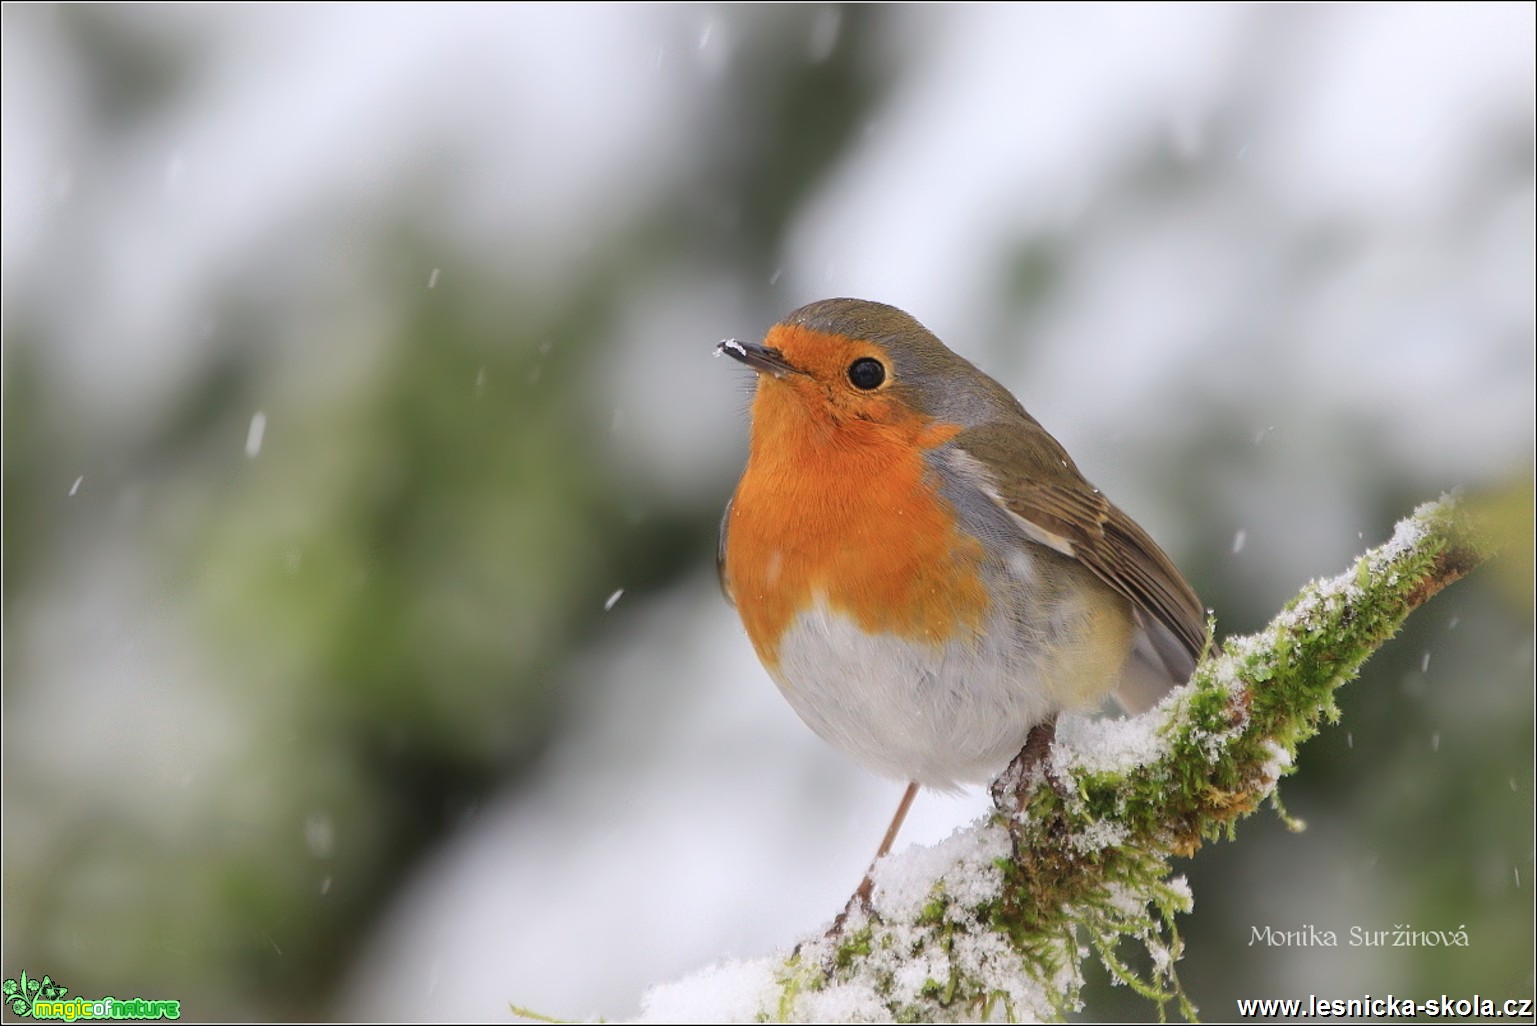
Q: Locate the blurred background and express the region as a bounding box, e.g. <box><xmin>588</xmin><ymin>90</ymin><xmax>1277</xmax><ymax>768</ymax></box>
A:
<box><xmin>2</xmin><ymin>3</ymin><xmax>1532</xmax><ymax>1021</ymax></box>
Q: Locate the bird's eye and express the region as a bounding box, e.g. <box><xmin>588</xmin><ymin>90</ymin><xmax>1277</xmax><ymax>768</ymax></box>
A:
<box><xmin>847</xmin><ymin>357</ymin><xmax>886</xmax><ymax>391</ymax></box>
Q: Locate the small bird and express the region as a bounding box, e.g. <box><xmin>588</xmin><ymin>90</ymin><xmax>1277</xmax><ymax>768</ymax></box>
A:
<box><xmin>716</xmin><ymin>298</ymin><xmax>1205</xmax><ymax>912</ymax></box>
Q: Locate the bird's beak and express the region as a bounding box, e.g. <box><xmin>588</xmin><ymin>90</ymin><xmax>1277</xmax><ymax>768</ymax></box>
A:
<box><xmin>714</xmin><ymin>338</ymin><xmax>803</xmax><ymax>379</ymax></box>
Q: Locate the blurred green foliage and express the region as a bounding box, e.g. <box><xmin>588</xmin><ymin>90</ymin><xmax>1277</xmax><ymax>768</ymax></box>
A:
<box><xmin>3</xmin><ymin>5</ymin><xmax>907</xmax><ymax>1018</ymax></box>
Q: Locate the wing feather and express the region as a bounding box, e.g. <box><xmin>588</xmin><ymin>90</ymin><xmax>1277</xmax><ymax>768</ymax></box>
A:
<box><xmin>956</xmin><ymin>421</ymin><xmax>1205</xmax><ymax>678</ymax></box>
<box><xmin>717</xmin><ymin>499</ymin><xmax>736</xmax><ymax>606</ymax></box>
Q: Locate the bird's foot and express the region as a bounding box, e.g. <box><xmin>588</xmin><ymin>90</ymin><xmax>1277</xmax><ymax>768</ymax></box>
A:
<box><xmin>990</xmin><ymin>717</ymin><xmax>1066</xmax><ymax>815</ymax></box>
<box><xmin>828</xmin><ymin>874</ymin><xmax>874</xmax><ymax>937</ymax></box>
<box><xmin>793</xmin><ymin>875</ymin><xmax>874</xmax><ymax>960</ymax></box>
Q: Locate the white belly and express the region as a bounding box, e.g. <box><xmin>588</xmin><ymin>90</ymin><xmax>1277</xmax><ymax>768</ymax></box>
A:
<box><xmin>769</xmin><ymin>596</ymin><xmax>1064</xmax><ymax>790</ymax></box>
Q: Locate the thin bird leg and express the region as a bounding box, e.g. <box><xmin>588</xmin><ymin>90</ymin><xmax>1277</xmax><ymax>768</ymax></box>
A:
<box><xmin>828</xmin><ymin>780</ymin><xmax>918</xmax><ymax>936</ymax></box>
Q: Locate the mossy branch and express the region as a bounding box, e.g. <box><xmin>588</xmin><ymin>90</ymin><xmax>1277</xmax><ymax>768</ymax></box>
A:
<box><xmin>771</xmin><ymin>494</ymin><xmax>1499</xmax><ymax>1022</ymax></box>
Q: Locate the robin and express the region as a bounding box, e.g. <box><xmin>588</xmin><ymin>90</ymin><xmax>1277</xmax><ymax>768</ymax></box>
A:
<box><xmin>716</xmin><ymin>298</ymin><xmax>1206</xmax><ymax>916</ymax></box>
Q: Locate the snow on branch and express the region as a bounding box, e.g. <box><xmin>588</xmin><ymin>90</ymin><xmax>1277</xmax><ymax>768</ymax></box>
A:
<box><xmin>635</xmin><ymin>494</ymin><xmax>1499</xmax><ymax>1024</ymax></box>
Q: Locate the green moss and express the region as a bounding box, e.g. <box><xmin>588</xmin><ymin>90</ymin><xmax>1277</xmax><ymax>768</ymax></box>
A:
<box><xmin>832</xmin><ymin>924</ymin><xmax>874</xmax><ymax>969</ymax></box>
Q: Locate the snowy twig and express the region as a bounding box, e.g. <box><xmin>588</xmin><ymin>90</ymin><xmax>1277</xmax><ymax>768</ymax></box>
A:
<box><xmin>672</xmin><ymin>493</ymin><xmax>1495</xmax><ymax>1023</ymax></box>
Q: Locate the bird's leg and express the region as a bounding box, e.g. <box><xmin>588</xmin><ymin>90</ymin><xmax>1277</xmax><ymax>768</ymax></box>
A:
<box><xmin>990</xmin><ymin>716</ymin><xmax>1061</xmax><ymax>814</ymax></box>
<box><xmin>826</xmin><ymin>780</ymin><xmax>918</xmax><ymax>938</ymax></box>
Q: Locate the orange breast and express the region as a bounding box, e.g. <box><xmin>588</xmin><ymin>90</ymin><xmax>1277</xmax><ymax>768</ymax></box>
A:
<box><xmin>724</xmin><ymin>380</ymin><xmax>991</xmax><ymax>671</ymax></box>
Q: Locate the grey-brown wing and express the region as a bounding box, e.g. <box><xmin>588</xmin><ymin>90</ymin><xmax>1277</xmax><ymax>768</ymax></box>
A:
<box><xmin>716</xmin><ymin>499</ymin><xmax>736</xmax><ymax>606</ymax></box>
<box><xmin>957</xmin><ymin>421</ymin><xmax>1205</xmax><ymax>679</ymax></box>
